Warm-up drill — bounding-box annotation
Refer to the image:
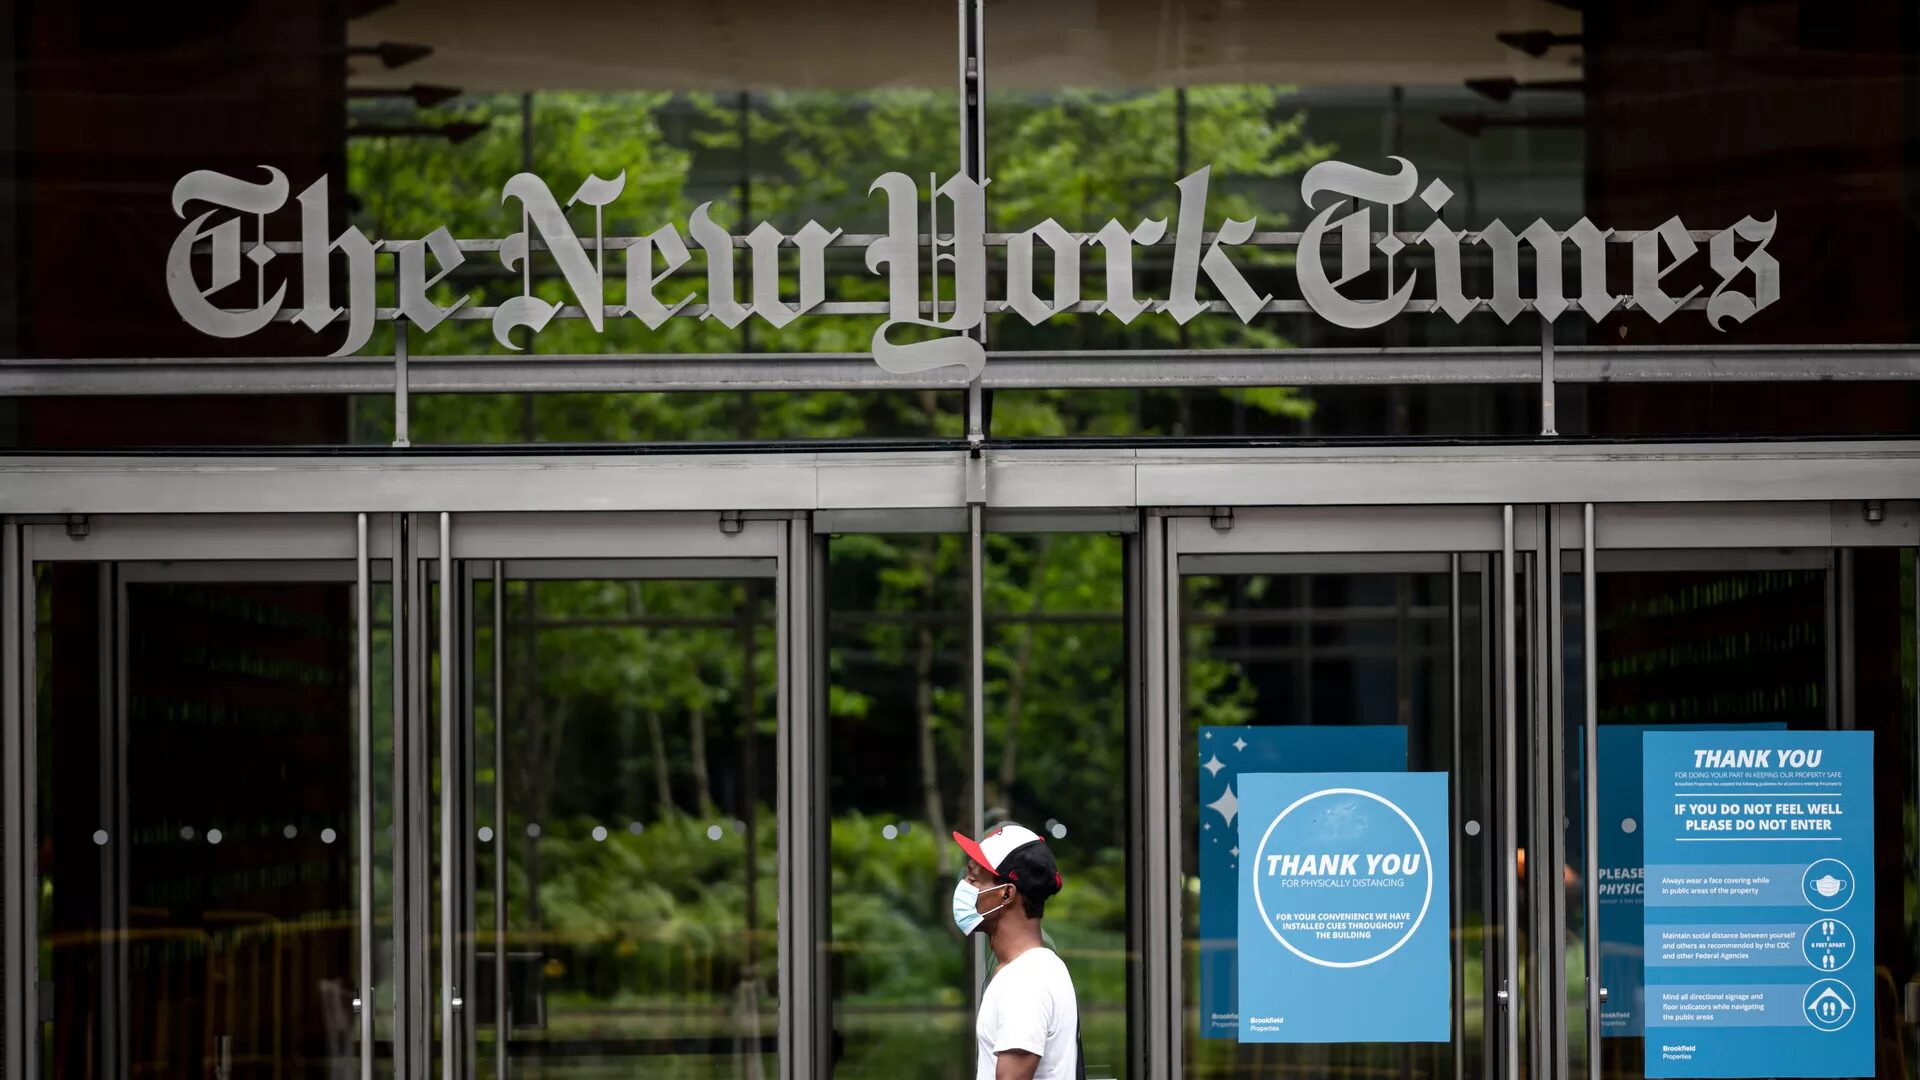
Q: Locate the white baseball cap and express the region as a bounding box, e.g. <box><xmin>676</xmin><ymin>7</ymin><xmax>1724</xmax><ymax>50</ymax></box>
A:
<box><xmin>951</xmin><ymin>822</ymin><xmax>1046</xmax><ymax>876</ymax></box>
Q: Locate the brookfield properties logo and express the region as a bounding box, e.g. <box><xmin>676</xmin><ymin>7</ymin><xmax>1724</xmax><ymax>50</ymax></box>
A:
<box><xmin>168</xmin><ymin>157</ymin><xmax>1778</xmax><ymax>377</ymax></box>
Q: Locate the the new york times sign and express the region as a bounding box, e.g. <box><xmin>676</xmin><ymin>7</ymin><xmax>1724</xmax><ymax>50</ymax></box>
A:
<box><xmin>168</xmin><ymin>157</ymin><xmax>1777</xmax><ymax>377</ymax></box>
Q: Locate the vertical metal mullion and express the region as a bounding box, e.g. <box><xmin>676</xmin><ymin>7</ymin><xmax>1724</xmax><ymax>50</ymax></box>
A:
<box><xmin>1581</xmin><ymin>506</ymin><xmax>1601</xmax><ymax>1080</ymax></box>
<box><xmin>97</xmin><ymin>564</ymin><xmax>123</xmax><ymax>1080</ymax></box>
<box><xmin>114</xmin><ymin>570</ymin><xmax>131</xmax><ymax>1080</ymax></box>
<box><xmin>439</xmin><ymin>515</ymin><xmax>456</xmax><ymax>1080</ymax></box>
<box><xmin>1837</xmin><ymin>548</ymin><xmax>1856</xmax><ymax>730</ymax></box>
<box><xmin>1499</xmin><ymin>506</ymin><xmax>1520</xmax><ymax>1080</ymax></box>
<box><xmin>1449</xmin><ymin>554</ymin><xmax>1464</xmax><ymax>1080</ymax></box>
<box><xmin>1141</xmin><ymin>513</ymin><xmax>1172</xmax><ymax>1079</ymax></box>
<box><xmin>411</xmin><ymin>526</ymin><xmax>433</xmax><ymax>1076</ymax></box>
<box><xmin>1124</xmin><ymin>529</ymin><xmax>1147</xmax><ymax>1080</ymax></box>
<box><xmin>491</xmin><ymin>561</ymin><xmax>506</xmax><ymax>1080</ymax></box>
<box><xmin>777</xmin><ymin>518</ymin><xmax>821</xmax><ymax>1080</ymax></box>
<box><xmin>459</xmin><ymin>564</ymin><xmax>477</xmax><ymax>1078</ymax></box>
<box><xmin>777</xmin><ymin>525</ymin><xmax>795</xmax><ymax>1080</ymax></box>
<box><xmin>357</xmin><ymin>515</ymin><xmax>375</xmax><ymax>1080</ymax></box>
<box><xmin>967</xmin><ymin>503</ymin><xmax>986</xmax><ymax>1013</ymax></box>
<box><xmin>390</xmin><ymin>512</ymin><xmax>414</xmax><ymax>1079</ymax></box>
<box><xmin>1543</xmin><ymin>512</ymin><xmax>1568</xmax><ymax>1080</ymax></box>
<box><xmin>1526</xmin><ymin>526</ymin><xmax>1549</xmax><ymax>1080</ymax></box>
<box><xmin>808</xmin><ymin>531</ymin><xmax>832</xmax><ymax>1080</ymax></box>
<box><xmin>2</xmin><ymin>519</ymin><xmax>26</xmax><ymax>1080</ymax></box>
<box><xmin>958</xmin><ymin>0</ymin><xmax>987</xmax><ymax>443</ymax></box>
<box><xmin>1155</xmin><ymin>516</ymin><xmax>1187</xmax><ymax>1078</ymax></box>
<box><xmin>1825</xmin><ymin>550</ymin><xmax>1840</xmax><ymax>730</ymax></box>
<box><xmin>389</xmin><ymin>514</ymin><xmax>406</xmax><ymax>1077</ymax></box>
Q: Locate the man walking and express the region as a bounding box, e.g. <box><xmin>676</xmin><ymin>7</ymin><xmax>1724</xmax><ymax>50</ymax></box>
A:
<box><xmin>951</xmin><ymin>823</ymin><xmax>1080</xmax><ymax>1080</ymax></box>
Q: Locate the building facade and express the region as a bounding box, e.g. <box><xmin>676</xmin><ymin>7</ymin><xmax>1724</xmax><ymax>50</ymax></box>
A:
<box><xmin>0</xmin><ymin>2</ymin><xmax>1917</xmax><ymax>1079</ymax></box>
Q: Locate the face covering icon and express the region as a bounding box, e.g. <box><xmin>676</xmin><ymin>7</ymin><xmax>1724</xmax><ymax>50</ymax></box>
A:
<box><xmin>1812</xmin><ymin>874</ymin><xmax>1845</xmax><ymax>898</ymax></box>
<box><xmin>952</xmin><ymin>878</ymin><xmax>1014</xmax><ymax>935</ymax></box>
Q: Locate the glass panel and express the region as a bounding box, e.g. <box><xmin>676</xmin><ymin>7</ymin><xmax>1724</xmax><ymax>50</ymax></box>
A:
<box><xmin>1568</xmin><ymin>550</ymin><xmax>1920</xmax><ymax>1080</ymax></box>
<box><xmin>1180</xmin><ymin>559</ymin><xmax>1494</xmax><ymax>1078</ymax></box>
<box><xmin>984</xmin><ymin>533</ymin><xmax>1131</xmax><ymax>1078</ymax></box>
<box><xmin>978</xmin><ymin>1</ymin><xmax>1920</xmax><ymax>439</ymax></box>
<box><xmin>33</xmin><ymin>564</ymin><xmax>381</xmax><ymax>1078</ymax></box>
<box><xmin>462</xmin><ymin>572</ymin><xmax>777</xmax><ymax>1077</ymax></box>
<box><xmin>825</xmin><ymin>532</ymin><xmax>973</xmax><ymax>1078</ymax></box>
<box><xmin>341</xmin><ymin>3</ymin><xmax>964</xmax><ymax>447</ymax></box>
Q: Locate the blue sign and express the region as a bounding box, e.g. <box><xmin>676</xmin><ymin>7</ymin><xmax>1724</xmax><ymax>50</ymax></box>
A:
<box><xmin>1595</xmin><ymin>723</ymin><xmax>1782</xmax><ymax>1037</ymax></box>
<box><xmin>1237</xmin><ymin>771</ymin><xmax>1451</xmax><ymax>1043</ymax></box>
<box><xmin>1642</xmin><ymin>731</ymin><xmax>1874</xmax><ymax>1078</ymax></box>
<box><xmin>1197</xmin><ymin>726</ymin><xmax>1406</xmax><ymax>1039</ymax></box>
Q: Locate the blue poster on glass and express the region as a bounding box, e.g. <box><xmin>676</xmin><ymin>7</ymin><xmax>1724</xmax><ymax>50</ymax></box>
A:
<box><xmin>1595</xmin><ymin>723</ymin><xmax>1782</xmax><ymax>1038</ymax></box>
<box><xmin>1236</xmin><ymin>771</ymin><xmax>1451</xmax><ymax>1043</ymax></box>
<box><xmin>1197</xmin><ymin>726</ymin><xmax>1406</xmax><ymax>1039</ymax></box>
<box><xmin>1642</xmin><ymin>731</ymin><xmax>1874</xmax><ymax>1078</ymax></box>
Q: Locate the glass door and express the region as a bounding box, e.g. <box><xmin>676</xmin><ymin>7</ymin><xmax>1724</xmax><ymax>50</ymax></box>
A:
<box><xmin>1148</xmin><ymin>506</ymin><xmax>1533</xmax><ymax>1080</ymax></box>
<box><xmin>1559</xmin><ymin>502</ymin><xmax>1920</xmax><ymax>1080</ymax></box>
<box><xmin>428</xmin><ymin>512</ymin><xmax>810</xmax><ymax>1080</ymax></box>
<box><xmin>10</xmin><ymin>513</ymin><xmax>389</xmax><ymax>1079</ymax></box>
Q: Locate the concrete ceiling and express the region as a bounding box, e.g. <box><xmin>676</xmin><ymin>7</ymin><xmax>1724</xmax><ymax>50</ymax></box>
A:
<box><xmin>350</xmin><ymin>0</ymin><xmax>1581</xmax><ymax>93</ymax></box>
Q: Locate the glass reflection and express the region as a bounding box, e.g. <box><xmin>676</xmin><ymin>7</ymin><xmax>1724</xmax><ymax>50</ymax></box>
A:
<box><xmin>35</xmin><ymin>570</ymin><xmax>375</xmax><ymax>1078</ymax></box>
<box><xmin>469</xmin><ymin>575</ymin><xmax>777</xmax><ymax>1077</ymax></box>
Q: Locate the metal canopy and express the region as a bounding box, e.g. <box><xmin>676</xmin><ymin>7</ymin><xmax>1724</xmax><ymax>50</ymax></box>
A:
<box><xmin>2</xmin><ymin>440</ymin><xmax>1917</xmax><ymax>515</ymax></box>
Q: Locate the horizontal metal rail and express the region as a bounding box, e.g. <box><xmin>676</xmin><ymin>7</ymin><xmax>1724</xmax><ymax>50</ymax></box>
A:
<box><xmin>3</xmin><ymin>345</ymin><xmax>1914</xmax><ymax>396</ymax></box>
<box><xmin>230</xmin><ymin>229</ymin><xmax>1728</xmax><ymax>255</ymax></box>
<box><xmin>2</xmin><ymin>443</ymin><xmax>1917</xmax><ymax>516</ymax></box>
<box><xmin>249</xmin><ymin>296</ymin><xmax>1716</xmax><ymax>323</ymax></box>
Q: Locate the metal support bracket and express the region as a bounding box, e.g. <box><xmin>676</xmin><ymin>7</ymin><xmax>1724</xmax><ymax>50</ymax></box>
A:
<box><xmin>393</xmin><ymin>317</ymin><xmax>412</xmax><ymax>449</ymax></box>
<box><xmin>1539</xmin><ymin>320</ymin><xmax>1558</xmax><ymax>436</ymax></box>
<box><xmin>964</xmin><ymin>447</ymin><xmax>987</xmax><ymax>507</ymax></box>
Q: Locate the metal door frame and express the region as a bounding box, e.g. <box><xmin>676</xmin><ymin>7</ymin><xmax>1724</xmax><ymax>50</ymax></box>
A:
<box><xmin>0</xmin><ymin>509</ymin><xmax>823</xmax><ymax>1080</ymax></box>
<box><xmin>1144</xmin><ymin>505</ymin><xmax>1531</xmax><ymax>1080</ymax></box>
<box><xmin>1550</xmin><ymin>500</ymin><xmax>1919</xmax><ymax>1080</ymax></box>
<box><xmin>1</xmin><ymin>513</ymin><xmax>380</xmax><ymax>1078</ymax></box>
<box><xmin>414</xmin><ymin>511</ymin><xmax>816</xmax><ymax>1080</ymax></box>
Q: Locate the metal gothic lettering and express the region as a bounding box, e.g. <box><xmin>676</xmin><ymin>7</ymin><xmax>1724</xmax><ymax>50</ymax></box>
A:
<box><xmin>167</xmin><ymin>157</ymin><xmax>1779</xmax><ymax>372</ymax></box>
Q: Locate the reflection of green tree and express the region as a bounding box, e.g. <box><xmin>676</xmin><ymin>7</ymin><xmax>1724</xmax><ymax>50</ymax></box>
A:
<box><xmin>349</xmin><ymin>85</ymin><xmax>1324</xmax><ymax>1078</ymax></box>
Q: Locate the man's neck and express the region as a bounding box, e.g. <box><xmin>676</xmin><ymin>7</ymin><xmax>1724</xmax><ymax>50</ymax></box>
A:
<box><xmin>988</xmin><ymin>920</ymin><xmax>1045</xmax><ymax>969</ymax></box>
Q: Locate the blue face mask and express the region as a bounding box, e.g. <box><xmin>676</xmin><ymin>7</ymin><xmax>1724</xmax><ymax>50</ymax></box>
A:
<box><xmin>952</xmin><ymin>878</ymin><xmax>1014</xmax><ymax>935</ymax></box>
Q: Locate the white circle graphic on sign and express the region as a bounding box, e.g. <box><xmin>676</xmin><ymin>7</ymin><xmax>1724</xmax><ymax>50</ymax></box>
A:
<box><xmin>1803</xmin><ymin>979</ymin><xmax>1856</xmax><ymax>1032</ymax></box>
<box><xmin>1250</xmin><ymin>787</ymin><xmax>1434</xmax><ymax>970</ymax></box>
<box><xmin>1801</xmin><ymin>858</ymin><xmax>1855</xmax><ymax>912</ymax></box>
<box><xmin>1801</xmin><ymin>918</ymin><xmax>1854</xmax><ymax>973</ymax></box>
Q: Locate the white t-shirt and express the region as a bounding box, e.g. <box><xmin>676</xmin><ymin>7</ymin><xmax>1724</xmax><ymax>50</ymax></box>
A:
<box><xmin>976</xmin><ymin>947</ymin><xmax>1078</xmax><ymax>1080</ymax></box>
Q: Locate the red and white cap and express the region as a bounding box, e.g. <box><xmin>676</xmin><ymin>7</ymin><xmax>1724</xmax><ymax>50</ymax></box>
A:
<box><xmin>951</xmin><ymin>823</ymin><xmax>1045</xmax><ymax>876</ymax></box>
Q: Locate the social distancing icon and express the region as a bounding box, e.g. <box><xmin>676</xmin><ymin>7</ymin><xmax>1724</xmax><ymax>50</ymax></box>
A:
<box><xmin>1801</xmin><ymin>918</ymin><xmax>1854</xmax><ymax>973</ymax></box>
<box><xmin>1803</xmin><ymin>980</ymin><xmax>1856</xmax><ymax>1032</ymax></box>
